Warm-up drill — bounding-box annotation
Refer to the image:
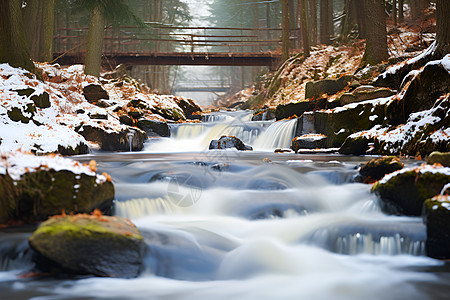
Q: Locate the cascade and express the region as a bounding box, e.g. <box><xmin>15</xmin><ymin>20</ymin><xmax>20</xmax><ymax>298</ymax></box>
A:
<box><xmin>254</xmin><ymin>118</ymin><xmax>298</xmax><ymax>150</ymax></box>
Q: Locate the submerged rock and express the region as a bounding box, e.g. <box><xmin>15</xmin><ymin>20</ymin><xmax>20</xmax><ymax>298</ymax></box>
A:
<box><xmin>0</xmin><ymin>152</ymin><xmax>114</xmax><ymax>225</ymax></box>
<box><xmin>422</xmin><ymin>195</ymin><xmax>450</xmax><ymax>259</ymax></box>
<box><xmin>291</xmin><ymin>134</ymin><xmax>327</xmax><ymax>153</ymax></box>
<box><xmin>28</xmin><ymin>212</ymin><xmax>145</xmax><ymax>278</ymax></box>
<box><xmin>358</xmin><ymin>156</ymin><xmax>404</xmax><ymax>183</ymax></box>
<box><xmin>209</xmin><ymin>136</ymin><xmax>253</xmax><ymax>151</ymax></box>
<box><xmin>372</xmin><ymin>164</ymin><xmax>450</xmax><ymax>216</ymax></box>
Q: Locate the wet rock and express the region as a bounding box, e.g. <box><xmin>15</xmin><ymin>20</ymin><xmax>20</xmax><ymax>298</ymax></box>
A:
<box><xmin>0</xmin><ymin>152</ymin><xmax>114</xmax><ymax>225</ymax></box>
<box><xmin>28</xmin><ymin>213</ymin><xmax>145</xmax><ymax>278</ymax></box>
<box><xmin>305</xmin><ymin>75</ymin><xmax>354</xmax><ymax>100</ymax></box>
<box><xmin>338</xmin><ymin>86</ymin><xmax>395</xmax><ymax>106</ymax></box>
<box><xmin>275</xmin><ymin>98</ymin><xmax>327</xmax><ymax>120</ymax></box>
<box><xmin>78</xmin><ymin>125</ymin><xmax>147</xmax><ymax>151</ymax></box>
<box><xmin>339</xmin><ymin>135</ymin><xmax>371</xmax><ymax>155</ymax></box>
<box><xmin>385</xmin><ymin>58</ymin><xmax>450</xmax><ymax>125</ymax></box>
<box><xmin>422</xmin><ymin>195</ymin><xmax>450</xmax><ymax>259</ymax></box>
<box><xmin>291</xmin><ymin>134</ymin><xmax>327</xmax><ymax>153</ymax></box>
<box><xmin>83</xmin><ymin>84</ymin><xmax>109</xmax><ymax>103</ymax></box>
<box><xmin>372</xmin><ymin>165</ymin><xmax>450</xmax><ymax>216</ymax></box>
<box><xmin>174</xmin><ymin>97</ymin><xmax>202</xmax><ymax>117</ymax></box>
<box><xmin>427</xmin><ymin>151</ymin><xmax>450</xmax><ymax>167</ymax></box>
<box><xmin>209</xmin><ymin>136</ymin><xmax>252</xmax><ymax>151</ymax></box>
<box><xmin>137</xmin><ymin>119</ymin><xmax>170</xmax><ymax>137</ymax></box>
<box><xmin>252</xmin><ymin>108</ymin><xmax>276</xmax><ymax>121</ymax></box>
<box><xmin>358</xmin><ymin>156</ymin><xmax>404</xmax><ymax>183</ymax></box>
<box><xmin>119</xmin><ymin>114</ymin><xmax>134</xmax><ymax>126</ymax></box>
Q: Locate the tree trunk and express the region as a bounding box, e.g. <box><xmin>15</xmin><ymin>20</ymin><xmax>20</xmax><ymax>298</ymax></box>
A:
<box><xmin>282</xmin><ymin>0</ymin><xmax>290</xmax><ymax>61</ymax></box>
<box><xmin>319</xmin><ymin>0</ymin><xmax>330</xmax><ymax>44</ymax></box>
<box><xmin>398</xmin><ymin>0</ymin><xmax>404</xmax><ymax>23</ymax></box>
<box><xmin>84</xmin><ymin>3</ymin><xmax>106</xmax><ymax>77</ymax></box>
<box><xmin>393</xmin><ymin>0</ymin><xmax>397</xmax><ymax>26</ymax></box>
<box><xmin>341</xmin><ymin>0</ymin><xmax>356</xmax><ymax>41</ymax></box>
<box><xmin>436</xmin><ymin>0</ymin><xmax>450</xmax><ymax>55</ymax></box>
<box><xmin>299</xmin><ymin>0</ymin><xmax>310</xmax><ymax>57</ymax></box>
<box><xmin>22</xmin><ymin>0</ymin><xmax>42</xmax><ymax>60</ymax></box>
<box><xmin>308</xmin><ymin>0</ymin><xmax>317</xmax><ymax>45</ymax></box>
<box><xmin>0</xmin><ymin>0</ymin><xmax>34</xmax><ymax>72</ymax></box>
<box><xmin>354</xmin><ymin>0</ymin><xmax>366</xmax><ymax>38</ymax></box>
<box><xmin>360</xmin><ymin>0</ymin><xmax>388</xmax><ymax>67</ymax></box>
<box><xmin>42</xmin><ymin>0</ymin><xmax>55</xmax><ymax>62</ymax></box>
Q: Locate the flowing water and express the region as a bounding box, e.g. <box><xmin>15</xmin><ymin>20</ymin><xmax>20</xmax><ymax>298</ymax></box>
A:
<box><xmin>1</xmin><ymin>111</ymin><xmax>450</xmax><ymax>299</ymax></box>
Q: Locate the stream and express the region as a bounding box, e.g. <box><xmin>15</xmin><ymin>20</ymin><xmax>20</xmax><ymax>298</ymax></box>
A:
<box><xmin>1</xmin><ymin>110</ymin><xmax>450</xmax><ymax>299</ymax></box>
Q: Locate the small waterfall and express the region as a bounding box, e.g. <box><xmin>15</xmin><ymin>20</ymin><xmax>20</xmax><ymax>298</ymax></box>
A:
<box><xmin>254</xmin><ymin>119</ymin><xmax>298</xmax><ymax>150</ymax></box>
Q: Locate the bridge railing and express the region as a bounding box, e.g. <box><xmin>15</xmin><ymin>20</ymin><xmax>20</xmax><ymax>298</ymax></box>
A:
<box><xmin>53</xmin><ymin>25</ymin><xmax>292</xmax><ymax>55</ymax></box>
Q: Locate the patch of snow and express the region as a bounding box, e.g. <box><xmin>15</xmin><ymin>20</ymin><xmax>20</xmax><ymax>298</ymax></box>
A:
<box><xmin>369</xmin><ymin>115</ymin><xmax>378</xmax><ymax>121</ymax></box>
<box><xmin>378</xmin><ymin>164</ymin><xmax>450</xmax><ymax>185</ymax></box>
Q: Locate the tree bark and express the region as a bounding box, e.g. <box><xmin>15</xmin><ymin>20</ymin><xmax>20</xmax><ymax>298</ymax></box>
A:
<box><xmin>282</xmin><ymin>0</ymin><xmax>290</xmax><ymax>61</ymax></box>
<box><xmin>436</xmin><ymin>0</ymin><xmax>450</xmax><ymax>55</ymax></box>
<box><xmin>0</xmin><ymin>0</ymin><xmax>34</xmax><ymax>72</ymax></box>
<box><xmin>299</xmin><ymin>0</ymin><xmax>310</xmax><ymax>57</ymax></box>
<box><xmin>84</xmin><ymin>3</ymin><xmax>106</xmax><ymax>77</ymax></box>
<box><xmin>308</xmin><ymin>0</ymin><xmax>317</xmax><ymax>45</ymax></box>
<box><xmin>22</xmin><ymin>0</ymin><xmax>42</xmax><ymax>60</ymax></box>
<box><xmin>398</xmin><ymin>0</ymin><xmax>404</xmax><ymax>23</ymax></box>
<box><xmin>360</xmin><ymin>0</ymin><xmax>388</xmax><ymax>66</ymax></box>
<box><xmin>42</xmin><ymin>0</ymin><xmax>55</xmax><ymax>62</ymax></box>
<box><xmin>393</xmin><ymin>0</ymin><xmax>397</xmax><ymax>26</ymax></box>
<box><xmin>320</xmin><ymin>0</ymin><xmax>330</xmax><ymax>45</ymax></box>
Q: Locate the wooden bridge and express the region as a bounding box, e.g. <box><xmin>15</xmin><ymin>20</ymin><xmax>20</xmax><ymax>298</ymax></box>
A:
<box><xmin>53</xmin><ymin>25</ymin><xmax>286</xmax><ymax>69</ymax></box>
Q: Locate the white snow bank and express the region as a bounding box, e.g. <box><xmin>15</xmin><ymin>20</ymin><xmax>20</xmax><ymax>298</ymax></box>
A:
<box><xmin>0</xmin><ymin>151</ymin><xmax>107</xmax><ymax>183</ymax></box>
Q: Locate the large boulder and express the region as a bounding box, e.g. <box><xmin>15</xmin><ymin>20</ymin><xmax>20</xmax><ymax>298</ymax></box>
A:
<box><xmin>422</xmin><ymin>195</ymin><xmax>450</xmax><ymax>259</ymax></box>
<box><xmin>339</xmin><ymin>134</ymin><xmax>372</xmax><ymax>156</ymax></box>
<box><xmin>427</xmin><ymin>151</ymin><xmax>450</xmax><ymax>167</ymax></box>
<box><xmin>385</xmin><ymin>56</ymin><xmax>450</xmax><ymax>125</ymax></box>
<box><xmin>305</xmin><ymin>75</ymin><xmax>354</xmax><ymax>100</ymax></box>
<box><xmin>372</xmin><ymin>164</ymin><xmax>450</xmax><ymax>216</ymax></box>
<box><xmin>83</xmin><ymin>84</ymin><xmax>109</xmax><ymax>103</ymax></box>
<box><xmin>358</xmin><ymin>156</ymin><xmax>404</xmax><ymax>183</ymax></box>
<box><xmin>174</xmin><ymin>97</ymin><xmax>202</xmax><ymax>117</ymax></box>
<box><xmin>338</xmin><ymin>86</ymin><xmax>395</xmax><ymax>106</ymax></box>
<box><xmin>137</xmin><ymin>119</ymin><xmax>170</xmax><ymax>137</ymax></box>
<box><xmin>0</xmin><ymin>152</ymin><xmax>114</xmax><ymax>225</ymax></box>
<box><xmin>78</xmin><ymin>125</ymin><xmax>147</xmax><ymax>151</ymax></box>
<box><xmin>275</xmin><ymin>98</ymin><xmax>327</xmax><ymax>120</ymax></box>
<box><xmin>29</xmin><ymin>212</ymin><xmax>146</xmax><ymax>278</ymax></box>
<box><xmin>291</xmin><ymin>134</ymin><xmax>327</xmax><ymax>153</ymax></box>
<box><xmin>209</xmin><ymin>136</ymin><xmax>253</xmax><ymax>151</ymax></box>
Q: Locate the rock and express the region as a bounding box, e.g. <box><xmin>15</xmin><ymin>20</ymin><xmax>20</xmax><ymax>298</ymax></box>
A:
<box><xmin>385</xmin><ymin>58</ymin><xmax>450</xmax><ymax>125</ymax></box>
<box><xmin>427</xmin><ymin>151</ymin><xmax>450</xmax><ymax>167</ymax></box>
<box><xmin>78</xmin><ymin>125</ymin><xmax>147</xmax><ymax>151</ymax></box>
<box><xmin>422</xmin><ymin>195</ymin><xmax>450</xmax><ymax>259</ymax></box>
<box><xmin>15</xmin><ymin>88</ymin><xmax>51</xmax><ymax>109</ymax></box>
<box><xmin>151</xmin><ymin>107</ymin><xmax>185</xmax><ymax>121</ymax></box>
<box><xmin>339</xmin><ymin>135</ymin><xmax>371</xmax><ymax>155</ymax></box>
<box><xmin>57</xmin><ymin>143</ymin><xmax>90</xmax><ymax>156</ymax></box>
<box><xmin>275</xmin><ymin>98</ymin><xmax>327</xmax><ymax>120</ymax></box>
<box><xmin>102</xmin><ymin>64</ymin><xmax>128</xmax><ymax>80</ymax></box>
<box><xmin>137</xmin><ymin>119</ymin><xmax>170</xmax><ymax>137</ymax></box>
<box><xmin>209</xmin><ymin>136</ymin><xmax>252</xmax><ymax>151</ymax></box>
<box><xmin>314</xmin><ymin>100</ymin><xmax>386</xmax><ymax>148</ymax></box>
<box><xmin>359</xmin><ymin>156</ymin><xmax>404</xmax><ymax>183</ymax></box>
<box><xmin>372</xmin><ymin>165</ymin><xmax>450</xmax><ymax>216</ymax></box>
<box><xmin>119</xmin><ymin>114</ymin><xmax>134</xmax><ymax>126</ymax></box>
<box><xmin>28</xmin><ymin>212</ymin><xmax>145</xmax><ymax>278</ymax></box>
<box><xmin>291</xmin><ymin>134</ymin><xmax>327</xmax><ymax>153</ymax></box>
<box><xmin>128</xmin><ymin>110</ymin><xmax>143</xmax><ymax>119</ymax></box>
<box><xmin>89</xmin><ymin>113</ymin><xmax>108</xmax><ymax>120</ymax></box>
<box><xmin>252</xmin><ymin>108</ymin><xmax>276</xmax><ymax>121</ymax></box>
<box><xmin>0</xmin><ymin>152</ymin><xmax>114</xmax><ymax>224</ymax></box>
<box><xmin>305</xmin><ymin>75</ymin><xmax>354</xmax><ymax>100</ymax></box>
<box><xmin>338</xmin><ymin>86</ymin><xmax>395</xmax><ymax>106</ymax></box>
<box><xmin>83</xmin><ymin>84</ymin><xmax>109</xmax><ymax>103</ymax></box>
<box><xmin>174</xmin><ymin>97</ymin><xmax>202</xmax><ymax>117</ymax></box>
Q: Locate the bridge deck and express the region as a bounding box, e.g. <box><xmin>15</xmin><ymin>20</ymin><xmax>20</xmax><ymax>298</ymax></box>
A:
<box><xmin>53</xmin><ymin>51</ymin><xmax>281</xmax><ymax>68</ymax></box>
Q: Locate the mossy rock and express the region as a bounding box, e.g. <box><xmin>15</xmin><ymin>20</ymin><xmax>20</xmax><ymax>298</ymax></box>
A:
<box><xmin>339</xmin><ymin>135</ymin><xmax>371</xmax><ymax>155</ymax></box>
<box><xmin>291</xmin><ymin>134</ymin><xmax>327</xmax><ymax>152</ymax></box>
<box><xmin>305</xmin><ymin>75</ymin><xmax>354</xmax><ymax>100</ymax></box>
<box><xmin>275</xmin><ymin>98</ymin><xmax>327</xmax><ymax>120</ymax></box>
<box><xmin>15</xmin><ymin>88</ymin><xmax>51</xmax><ymax>109</ymax></box>
<box><xmin>422</xmin><ymin>195</ymin><xmax>450</xmax><ymax>259</ymax></box>
<box><xmin>372</xmin><ymin>167</ymin><xmax>450</xmax><ymax>216</ymax></box>
<box><xmin>15</xmin><ymin>169</ymin><xmax>114</xmax><ymax>222</ymax></box>
<box><xmin>338</xmin><ymin>86</ymin><xmax>395</xmax><ymax>106</ymax></box>
<box><xmin>28</xmin><ymin>214</ymin><xmax>146</xmax><ymax>278</ymax></box>
<box><xmin>57</xmin><ymin>143</ymin><xmax>90</xmax><ymax>156</ymax></box>
<box><xmin>427</xmin><ymin>151</ymin><xmax>450</xmax><ymax>167</ymax></box>
<box><xmin>386</xmin><ymin>60</ymin><xmax>450</xmax><ymax>125</ymax></box>
<box><xmin>359</xmin><ymin>156</ymin><xmax>403</xmax><ymax>182</ymax></box>
<box><xmin>151</xmin><ymin>107</ymin><xmax>185</xmax><ymax>121</ymax></box>
<box><xmin>0</xmin><ymin>174</ymin><xmax>20</xmax><ymax>224</ymax></box>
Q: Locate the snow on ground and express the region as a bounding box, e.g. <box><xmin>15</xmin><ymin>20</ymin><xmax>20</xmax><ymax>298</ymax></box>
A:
<box><xmin>0</xmin><ymin>63</ymin><xmax>198</xmax><ymax>155</ymax></box>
